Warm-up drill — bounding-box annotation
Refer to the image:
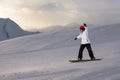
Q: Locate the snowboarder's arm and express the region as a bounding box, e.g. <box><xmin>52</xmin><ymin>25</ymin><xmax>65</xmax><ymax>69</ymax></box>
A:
<box><xmin>74</xmin><ymin>33</ymin><xmax>81</xmax><ymax>40</ymax></box>
<box><xmin>77</xmin><ymin>33</ymin><xmax>81</xmax><ymax>39</ymax></box>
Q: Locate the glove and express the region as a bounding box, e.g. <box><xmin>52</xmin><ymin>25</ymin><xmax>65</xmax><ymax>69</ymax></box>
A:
<box><xmin>74</xmin><ymin>37</ymin><xmax>77</xmax><ymax>40</ymax></box>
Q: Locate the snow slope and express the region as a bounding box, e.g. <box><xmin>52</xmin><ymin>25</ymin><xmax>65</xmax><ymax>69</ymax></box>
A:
<box><xmin>0</xmin><ymin>18</ymin><xmax>38</xmax><ymax>41</ymax></box>
<box><xmin>0</xmin><ymin>24</ymin><xmax>120</xmax><ymax>80</ymax></box>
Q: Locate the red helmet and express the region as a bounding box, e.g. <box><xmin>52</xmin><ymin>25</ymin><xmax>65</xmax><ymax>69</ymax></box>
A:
<box><xmin>80</xmin><ymin>26</ymin><xmax>85</xmax><ymax>30</ymax></box>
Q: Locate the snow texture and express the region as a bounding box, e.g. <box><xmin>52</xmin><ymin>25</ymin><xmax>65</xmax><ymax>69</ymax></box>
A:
<box><xmin>0</xmin><ymin>23</ymin><xmax>120</xmax><ymax>80</ymax></box>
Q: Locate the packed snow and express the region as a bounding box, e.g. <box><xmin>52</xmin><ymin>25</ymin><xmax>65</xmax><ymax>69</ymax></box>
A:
<box><xmin>0</xmin><ymin>23</ymin><xmax>120</xmax><ymax>80</ymax></box>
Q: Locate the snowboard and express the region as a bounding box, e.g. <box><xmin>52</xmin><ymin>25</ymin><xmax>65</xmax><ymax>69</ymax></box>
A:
<box><xmin>69</xmin><ymin>58</ymin><xmax>102</xmax><ymax>63</ymax></box>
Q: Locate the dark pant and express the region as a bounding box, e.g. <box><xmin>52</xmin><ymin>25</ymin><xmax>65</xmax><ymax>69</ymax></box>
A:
<box><xmin>78</xmin><ymin>44</ymin><xmax>95</xmax><ymax>59</ymax></box>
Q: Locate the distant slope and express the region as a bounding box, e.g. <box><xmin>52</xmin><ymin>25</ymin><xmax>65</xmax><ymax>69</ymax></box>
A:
<box><xmin>0</xmin><ymin>18</ymin><xmax>38</xmax><ymax>41</ymax></box>
<box><xmin>0</xmin><ymin>23</ymin><xmax>119</xmax><ymax>53</ymax></box>
<box><xmin>90</xmin><ymin>23</ymin><xmax>120</xmax><ymax>44</ymax></box>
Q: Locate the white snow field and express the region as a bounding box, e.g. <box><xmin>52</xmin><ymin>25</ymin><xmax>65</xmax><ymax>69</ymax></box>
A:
<box><xmin>0</xmin><ymin>23</ymin><xmax>120</xmax><ymax>80</ymax></box>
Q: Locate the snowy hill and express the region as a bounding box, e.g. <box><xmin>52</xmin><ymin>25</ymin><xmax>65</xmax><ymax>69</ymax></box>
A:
<box><xmin>0</xmin><ymin>18</ymin><xmax>38</xmax><ymax>41</ymax></box>
<box><xmin>0</xmin><ymin>23</ymin><xmax>120</xmax><ymax>80</ymax></box>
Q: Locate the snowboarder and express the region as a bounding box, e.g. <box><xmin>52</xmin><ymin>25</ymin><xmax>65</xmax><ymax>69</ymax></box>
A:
<box><xmin>74</xmin><ymin>23</ymin><xmax>95</xmax><ymax>61</ymax></box>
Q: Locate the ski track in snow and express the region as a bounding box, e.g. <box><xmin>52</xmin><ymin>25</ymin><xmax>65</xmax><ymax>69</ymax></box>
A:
<box><xmin>73</xmin><ymin>66</ymin><xmax>120</xmax><ymax>80</ymax></box>
<box><xmin>0</xmin><ymin>68</ymin><xmax>81</xmax><ymax>80</ymax></box>
<box><xmin>1</xmin><ymin>62</ymin><xmax>120</xmax><ymax>80</ymax></box>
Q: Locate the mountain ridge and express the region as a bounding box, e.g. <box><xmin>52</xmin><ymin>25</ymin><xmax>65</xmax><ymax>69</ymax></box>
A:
<box><xmin>0</xmin><ymin>18</ymin><xmax>38</xmax><ymax>41</ymax></box>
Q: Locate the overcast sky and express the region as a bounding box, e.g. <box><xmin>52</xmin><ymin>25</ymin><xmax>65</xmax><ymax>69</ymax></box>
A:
<box><xmin>0</xmin><ymin>0</ymin><xmax>120</xmax><ymax>30</ymax></box>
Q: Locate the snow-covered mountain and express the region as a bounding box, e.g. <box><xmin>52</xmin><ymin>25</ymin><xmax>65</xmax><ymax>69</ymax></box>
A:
<box><xmin>0</xmin><ymin>23</ymin><xmax>120</xmax><ymax>80</ymax></box>
<box><xmin>0</xmin><ymin>18</ymin><xmax>38</xmax><ymax>41</ymax></box>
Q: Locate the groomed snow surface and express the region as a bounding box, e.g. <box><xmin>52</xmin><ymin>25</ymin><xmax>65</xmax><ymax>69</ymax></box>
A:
<box><xmin>0</xmin><ymin>24</ymin><xmax>120</xmax><ymax>80</ymax></box>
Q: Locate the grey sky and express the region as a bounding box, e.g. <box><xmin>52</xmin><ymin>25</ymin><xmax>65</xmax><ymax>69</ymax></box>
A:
<box><xmin>0</xmin><ymin>0</ymin><xmax>120</xmax><ymax>30</ymax></box>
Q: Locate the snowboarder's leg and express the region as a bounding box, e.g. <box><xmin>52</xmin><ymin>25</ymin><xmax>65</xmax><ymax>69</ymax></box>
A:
<box><xmin>86</xmin><ymin>44</ymin><xmax>95</xmax><ymax>60</ymax></box>
<box><xmin>78</xmin><ymin>44</ymin><xmax>85</xmax><ymax>60</ymax></box>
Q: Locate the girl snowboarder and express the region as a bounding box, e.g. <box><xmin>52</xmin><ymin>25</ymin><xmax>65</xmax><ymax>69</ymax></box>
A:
<box><xmin>74</xmin><ymin>23</ymin><xmax>95</xmax><ymax>61</ymax></box>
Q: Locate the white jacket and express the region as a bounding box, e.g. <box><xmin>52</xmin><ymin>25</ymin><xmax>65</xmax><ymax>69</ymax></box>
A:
<box><xmin>77</xmin><ymin>27</ymin><xmax>90</xmax><ymax>44</ymax></box>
